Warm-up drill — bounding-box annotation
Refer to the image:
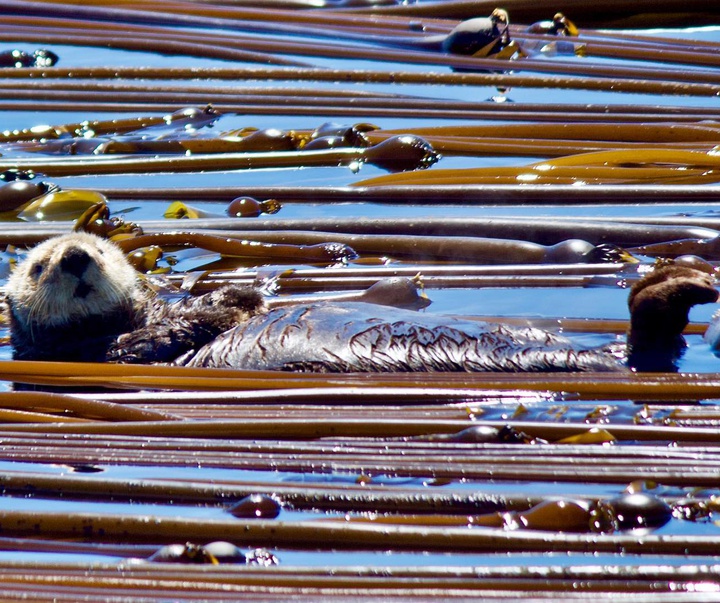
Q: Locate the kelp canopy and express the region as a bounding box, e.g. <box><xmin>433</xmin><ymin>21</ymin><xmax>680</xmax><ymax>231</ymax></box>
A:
<box><xmin>0</xmin><ymin>0</ymin><xmax>717</xmax><ymax>599</ymax></box>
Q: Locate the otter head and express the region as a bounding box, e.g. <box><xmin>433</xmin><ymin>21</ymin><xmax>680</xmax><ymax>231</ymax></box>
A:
<box><xmin>627</xmin><ymin>265</ymin><xmax>718</xmax><ymax>372</ymax></box>
<box><xmin>5</xmin><ymin>232</ymin><xmax>143</xmax><ymax>360</ymax></box>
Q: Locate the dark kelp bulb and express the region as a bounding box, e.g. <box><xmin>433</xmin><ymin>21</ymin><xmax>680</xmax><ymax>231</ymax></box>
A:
<box><xmin>227</xmin><ymin>196</ymin><xmax>282</xmax><ymax>217</ymax></box>
<box><xmin>442</xmin><ymin>8</ymin><xmax>510</xmax><ymax>55</ymax></box>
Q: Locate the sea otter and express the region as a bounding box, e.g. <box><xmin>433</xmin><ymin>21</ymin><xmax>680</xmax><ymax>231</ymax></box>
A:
<box><xmin>5</xmin><ymin>232</ymin><xmax>264</xmax><ymax>365</ymax></box>
<box><xmin>5</xmin><ymin>233</ymin><xmax>718</xmax><ymax>373</ymax></box>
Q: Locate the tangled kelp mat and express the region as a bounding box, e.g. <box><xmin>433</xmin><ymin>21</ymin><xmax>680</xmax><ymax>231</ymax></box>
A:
<box><xmin>0</xmin><ymin>0</ymin><xmax>718</xmax><ymax>600</ymax></box>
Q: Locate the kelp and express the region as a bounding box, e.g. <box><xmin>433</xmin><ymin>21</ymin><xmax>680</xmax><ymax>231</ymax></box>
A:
<box><xmin>0</xmin><ymin>136</ymin><xmax>438</xmax><ymax>176</ymax></box>
<box><xmin>4</xmin><ymin>0</ymin><xmax>719</xmax><ymax>82</ymax></box>
<box><xmin>98</xmin><ymin>183</ymin><xmax>720</xmax><ymax>205</ymax></box>
<box><xmin>2</xmin><ymin>361</ymin><xmax>720</xmax><ymax>401</ymax></box>
<box><xmin>0</xmin><ymin>562</ymin><xmax>715</xmax><ymax>599</ymax></box>
<box><xmin>0</xmin><ymin>507</ymin><xmax>720</xmax><ymax>555</ymax></box>
<box><xmin>357</xmin><ymin>148</ymin><xmax>720</xmax><ymax>186</ymax></box>
<box><xmin>0</xmin><ymin>0</ymin><xmax>718</xmax><ymax>596</ymax></box>
<box><xmin>6</xmin><ymin>112</ymin><xmax>718</xmax><ymax>160</ymax></box>
<box><xmin>135</xmin><ymin>215</ymin><xmax>716</xmax><ymax>247</ymax></box>
<box><xmin>3</xmin><ymin>65</ymin><xmax>716</xmax><ymax>98</ymax></box>
<box><xmin>357</xmin><ymin>0</ymin><xmax>720</xmax><ymax>28</ymax></box>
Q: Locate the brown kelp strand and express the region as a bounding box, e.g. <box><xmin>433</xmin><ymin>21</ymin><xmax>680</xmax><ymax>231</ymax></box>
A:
<box><xmin>0</xmin><ymin>104</ymin><xmax>221</xmax><ymax>144</ymax></box>
<box><xmin>628</xmin><ymin>239</ymin><xmax>720</xmax><ymax>261</ymax></box>
<box><xmin>0</xmin><ymin>0</ymin><xmax>422</xmax><ymax>39</ymax></box>
<box><xmin>0</xmin><ymin>30</ymin><xmax>309</xmax><ymax>69</ymax></box>
<box><xmin>376</xmin><ymin>122</ymin><xmax>720</xmax><ymax>144</ymax></box>
<box><xmin>5</xmin><ymin>19</ymin><xmax>718</xmax><ymax>84</ymax></box>
<box><xmin>0</xmin><ymin>391</ymin><xmax>180</xmax><ymax>422</ymax></box>
<box><xmin>8</xmin><ymin>425</ymin><xmax>720</xmax><ymax>459</ymax></box>
<box><xmin>119</xmin><ymin>229</ymin><xmax>605</xmax><ymax>265</ymax></box>
<box><xmin>356</xmin><ymin>150</ymin><xmax>720</xmax><ymax>186</ymax></box>
<box><xmin>2</xmin><ymin>101</ymin><xmax>718</xmax><ymax>143</ymax></box>
<box><xmin>1</xmin><ymin>508</ymin><xmax>720</xmax><ymax>555</ymax></box>
<box><xmin>352</xmin><ymin>0</ymin><xmax>720</xmax><ymax>28</ymax></box>
<box><xmin>98</xmin><ymin>184</ymin><xmax>720</xmax><ymax>205</ymax></box>
<box><xmin>0</xmin><ymin>454</ymin><xmax>711</xmax><ymax>515</ymax></box>
<box><xmin>5</xmin><ymin>438</ymin><xmax>720</xmax><ymax>485</ymax></box>
<box><xmin>2</xmin><ymin>0</ymin><xmax>716</xmax><ymax>79</ymax></box>
<box><xmin>3</xmin><ymin>66</ymin><xmax>718</xmax><ymax>98</ymax></box>
<box><xmin>6</xmin><ymin>123</ymin><xmax>717</xmax><ymax>160</ymax></box>
<box><xmin>0</xmin><ymin>564</ymin><xmax>713</xmax><ymax>600</ymax></box>
<box><xmin>7</xmin><ymin>92</ymin><xmax>718</xmax><ymax>138</ymax></box>
<box><xmin>0</xmin><ymin>468</ymin><xmax>531</xmax><ymax>513</ymax></box>
<box><xmin>161</xmin><ymin>268</ymin><xmax>629</xmax><ymax>299</ymax></box>
<box><xmin>0</xmin><ymin>137</ymin><xmax>437</xmax><ymax>175</ymax></box>
<box><xmin>6</xmin><ymin>416</ymin><xmax>720</xmax><ymax>447</ymax></box>
<box><xmin>113</xmin><ymin>231</ymin><xmax>357</xmax><ymax>264</ymax></box>
<box><xmin>137</xmin><ymin>216</ymin><xmax>718</xmax><ymax>248</ymax></box>
<box><xmin>5</xmin><ymin>99</ymin><xmax>720</xmax><ymax>123</ymax></box>
<box><xmin>5</xmin><ymin>429</ymin><xmax>720</xmax><ymax>485</ymax></box>
<box><xmin>92</xmin><ymin>387</ymin><xmax>553</xmax><ymax>408</ymax></box>
<box><xmin>2</xmin><ymin>361</ymin><xmax>720</xmax><ymax>401</ymax></box>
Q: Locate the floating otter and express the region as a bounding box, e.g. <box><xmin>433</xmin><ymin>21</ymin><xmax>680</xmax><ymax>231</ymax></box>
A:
<box><xmin>6</xmin><ymin>232</ymin><xmax>264</xmax><ymax>364</ymax></box>
<box><xmin>5</xmin><ymin>233</ymin><xmax>718</xmax><ymax>373</ymax></box>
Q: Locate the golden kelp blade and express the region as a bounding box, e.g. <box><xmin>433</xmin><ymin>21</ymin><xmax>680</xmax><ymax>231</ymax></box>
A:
<box><xmin>356</xmin><ymin>148</ymin><xmax>720</xmax><ymax>186</ymax></box>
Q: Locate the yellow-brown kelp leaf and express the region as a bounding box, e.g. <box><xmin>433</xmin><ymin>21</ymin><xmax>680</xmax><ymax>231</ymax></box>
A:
<box><xmin>73</xmin><ymin>201</ymin><xmax>142</xmax><ymax>239</ymax></box>
<box><xmin>556</xmin><ymin>427</ymin><xmax>617</xmax><ymax>445</ymax></box>
<box><xmin>18</xmin><ymin>189</ymin><xmax>107</xmax><ymax>221</ymax></box>
<box><xmin>164</xmin><ymin>201</ymin><xmax>218</xmax><ymax>219</ymax></box>
<box><xmin>527</xmin><ymin>13</ymin><xmax>579</xmax><ymax>36</ymax></box>
<box><xmin>127</xmin><ymin>246</ymin><xmax>164</xmax><ymax>273</ymax></box>
<box><xmin>356</xmin><ymin>148</ymin><xmax>720</xmax><ymax>186</ymax></box>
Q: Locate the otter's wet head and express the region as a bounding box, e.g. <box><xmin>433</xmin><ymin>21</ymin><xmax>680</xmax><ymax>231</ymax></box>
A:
<box><xmin>6</xmin><ymin>232</ymin><xmax>140</xmax><ymax>329</ymax></box>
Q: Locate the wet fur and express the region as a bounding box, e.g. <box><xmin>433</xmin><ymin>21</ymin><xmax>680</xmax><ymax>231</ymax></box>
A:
<box><xmin>6</xmin><ymin>232</ymin><xmax>145</xmax><ymax>361</ymax></box>
<box><xmin>108</xmin><ymin>285</ymin><xmax>265</xmax><ymax>364</ymax></box>
<box><xmin>6</xmin><ymin>233</ymin><xmax>264</xmax><ymax>364</ymax></box>
<box><xmin>627</xmin><ymin>265</ymin><xmax>718</xmax><ymax>371</ymax></box>
<box><xmin>5</xmin><ymin>234</ymin><xmax>719</xmax><ymax>374</ymax></box>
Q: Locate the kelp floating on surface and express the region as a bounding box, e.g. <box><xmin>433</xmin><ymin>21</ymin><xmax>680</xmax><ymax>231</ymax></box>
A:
<box><xmin>0</xmin><ymin>0</ymin><xmax>718</xmax><ymax>599</ymax></box>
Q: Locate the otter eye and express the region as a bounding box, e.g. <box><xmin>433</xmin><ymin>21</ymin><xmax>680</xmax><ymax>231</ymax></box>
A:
<box><xmin>30</xmin><ymin>263</ymin><xmax>43</xmax><ymax>278</ymax></box>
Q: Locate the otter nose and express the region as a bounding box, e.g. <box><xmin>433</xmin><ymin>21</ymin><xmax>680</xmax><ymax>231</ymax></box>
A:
<box><xmin>60</xmin><ymin>247</ymin><xmax>91</xmax><ymax>278</ymax></box>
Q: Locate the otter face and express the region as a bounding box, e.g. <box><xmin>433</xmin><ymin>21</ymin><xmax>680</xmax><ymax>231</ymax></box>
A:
<box><xmin>6</xmin><ymin>232</ymin><xmax>140</xmax><ymax>332</ymax></box>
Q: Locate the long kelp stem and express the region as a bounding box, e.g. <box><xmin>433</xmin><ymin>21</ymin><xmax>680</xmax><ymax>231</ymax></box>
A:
<box><xmin>4</xmin><ymin>66</ymin><xmax>718</xmax><ymax>97</ymax></box>
<box><xmin>0</xmin><ymin>508</ymin><xmax>720</xmax><ymax>554</ymax></box>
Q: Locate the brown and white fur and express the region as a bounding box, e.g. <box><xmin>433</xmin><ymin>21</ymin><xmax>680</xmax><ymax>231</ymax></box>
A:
<box><xmin>4</xmin><ymin>233</ymin><xmax>719</xmax><ymax>374</ymax></box>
